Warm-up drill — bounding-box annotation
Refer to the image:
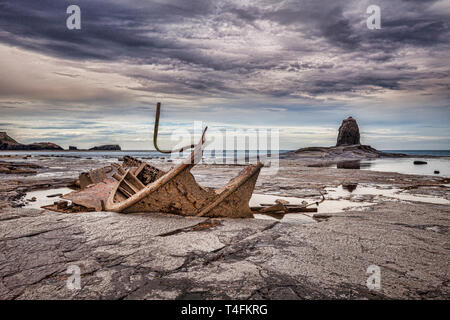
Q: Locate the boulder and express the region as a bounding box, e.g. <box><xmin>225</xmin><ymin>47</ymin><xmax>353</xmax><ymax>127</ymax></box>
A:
<box><xmin>336</xmin><ymin>117</ymin><xmax>360</xmax><ymax>146</ymax></box>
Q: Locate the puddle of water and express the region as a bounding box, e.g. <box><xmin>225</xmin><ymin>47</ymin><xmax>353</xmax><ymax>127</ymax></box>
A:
<box><xmin>316</xmin><ymin>199</ymin><xmax>374</xmax><ymax>212</ymax></box>
<box><xmin>251</xmin><ymin>193</ymin><xmax>374</xmax><ymax>214</ymax></box>
<box><xmin>251</xmin><ymin>183</ymin><xmax>449</xmax><ymax>223</ymax></box>
<box><xmin>253</xmin><ymin>213</ymin><xmax>316</xmax><ymax>224</ymax></box>
<box><xmin>325</xmin><ymin>185</ymin><xmax>450</xmax><ymax>205</ymax></box>
<box><xmin>35</xmin><ymin>171</ymin><xmax>79</xmax><ymax>178</ymax></box>
<box><xmin>23</xmin><ymin>187</ymin><xmax>74</xmax><ymax>209</ymax></box>
<box><xmin>250</xmin><ymin>193</ymin><xmax>374</xmax><ymax>224</ymax></box>
<box><xmin>251</xmin><ymin>194</ymin><xmax>316</xmax><ymax>224</ymax></box>
<box><xmin>331</xmin><ymin>158</ymin><xmax>450</xmax><ymax>177</ymax></box>
<box><xmin>250</xmin><ymin>194</ymin><xmax>309</xmax><ymax>207</ymax></box>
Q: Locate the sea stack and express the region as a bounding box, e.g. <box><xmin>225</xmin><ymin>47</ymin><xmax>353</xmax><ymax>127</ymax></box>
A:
<box><xmin>336</xmin><ymin>116</ymin><xmax>360</xmax><ymax>146</ymax></box>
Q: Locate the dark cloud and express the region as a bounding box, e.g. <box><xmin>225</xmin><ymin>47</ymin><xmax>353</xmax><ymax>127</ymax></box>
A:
<box><xmin>0</xmin><ymin>0</ymin><xmax>449</xmax><ymax>99</ymax></box>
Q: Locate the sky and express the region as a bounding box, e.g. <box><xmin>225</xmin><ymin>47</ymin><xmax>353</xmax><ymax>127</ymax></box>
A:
<box><xmin>0</xmin><ymin>0</ymin><xmax>449</xmax><ymax>150</ymax></box>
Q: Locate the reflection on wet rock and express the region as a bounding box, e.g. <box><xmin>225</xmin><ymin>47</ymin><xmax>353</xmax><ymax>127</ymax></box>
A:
<box><xmin>342</xmin><ymin>183</ymin><xmax>358</xmax><ymax>192</ymax></box>
<box><xmin>337</xmin><ymin>161</ymin><xmax>372</xmax><ymax>169</ymax></box>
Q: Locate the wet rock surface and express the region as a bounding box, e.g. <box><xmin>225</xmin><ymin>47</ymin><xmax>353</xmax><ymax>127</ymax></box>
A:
<box><xmin>1</xmin><ymin>203</ymin><xmax>448</xmax><ymax>299</ymax></box>
<box><xmin>0</xmin><ymin>155</ymin><xmax>449</xmax><ymax>299</ymax></box>
<box><xmin>0</xmin><ymin>161</ymin><xmax>41</xmax><ymax>175</ymax></box>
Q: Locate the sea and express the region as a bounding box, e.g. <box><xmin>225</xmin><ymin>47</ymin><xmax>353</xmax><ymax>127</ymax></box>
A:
<box><xmin>1</xmin><ymin>149</ymin><xmax>448</xmax><ymax>158</ymax></box>
<box><xmin>381</xmin><ymin>150</ymin><xmax>450</xmax><ymax>157</ymax></box>
<box><xmin>0</xmin><ymin>149</ymin><xmax>290</xmax><ymax>160</ymax></box>
<box><xmin>1</xmin><ymin>149</ymin><xmax>449</xmax><ymax>177</ymax></box>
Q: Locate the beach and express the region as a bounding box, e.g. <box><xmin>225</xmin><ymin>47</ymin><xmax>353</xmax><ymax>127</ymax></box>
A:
<box><xmin>0</xmin><ymin>152</ymin><xmax>449</xmax><ymax>299</ymax></box>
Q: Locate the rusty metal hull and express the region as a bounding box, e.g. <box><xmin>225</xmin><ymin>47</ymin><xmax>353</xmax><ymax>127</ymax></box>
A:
<box><xmin>104</xmin><ymin>134</ymin><xmax>263</xmax><ymax>218</ymax></box>
<box><xmin>105</xmin><ymin>159</ymin><xmax>262</xmax><ymax>218</ymax></box>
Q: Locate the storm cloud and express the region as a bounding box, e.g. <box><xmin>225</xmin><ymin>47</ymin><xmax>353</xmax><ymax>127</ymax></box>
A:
<box><xmin>0</xmin><ymin>0</ymin><xmax>449</xmax><ymax>149</ymax></box>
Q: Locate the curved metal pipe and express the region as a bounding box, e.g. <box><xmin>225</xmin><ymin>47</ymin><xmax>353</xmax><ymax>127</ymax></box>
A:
<box><xmin>153</xmin><ymin>102</ymin><xmax>207</xmax><ymax>153</ymax></box>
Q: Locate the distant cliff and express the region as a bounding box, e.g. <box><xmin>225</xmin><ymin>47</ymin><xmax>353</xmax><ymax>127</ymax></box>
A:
<box><xmin>88</xmin><ymin>145</ymin><xmax>121</xmax><ymax>151</ymax></box>
<box><xmin>0</xmin><ymin>132</ymin><xmax>63</xmax><ymax>150</ymax></box>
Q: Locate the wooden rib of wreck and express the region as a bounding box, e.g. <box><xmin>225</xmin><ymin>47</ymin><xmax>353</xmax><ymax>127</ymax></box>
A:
<box><xmin>105</xmin><ymin>128</ymin><xmax>263</xmax><ymax>218</ymax></box>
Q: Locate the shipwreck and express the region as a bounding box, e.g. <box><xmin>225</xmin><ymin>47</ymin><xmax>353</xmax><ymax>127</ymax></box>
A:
<box><xmin>45</xmin><ymin>103</ymin><xmax>262</xmax><ymax>218</ymax></box>
<box><xmin>44</xmin><ymin>103</ymin><xmax>317</xmax><ymax>218</ymax></box>
<box><xmin>104</xmin><ymin>128</ymin><xmax>263</xmax><ymax>218</ymax></box>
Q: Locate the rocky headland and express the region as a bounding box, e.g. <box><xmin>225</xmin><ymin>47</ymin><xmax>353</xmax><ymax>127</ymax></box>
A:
<box><xmin>0</xmin><ymin>132</ymin><xmax>122</xmax><ymax>151</ymax></box>
<box><xmin>0</xmin><ymin>132</ymin><xmax>63</xmax><ymax>151</ymax></box>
